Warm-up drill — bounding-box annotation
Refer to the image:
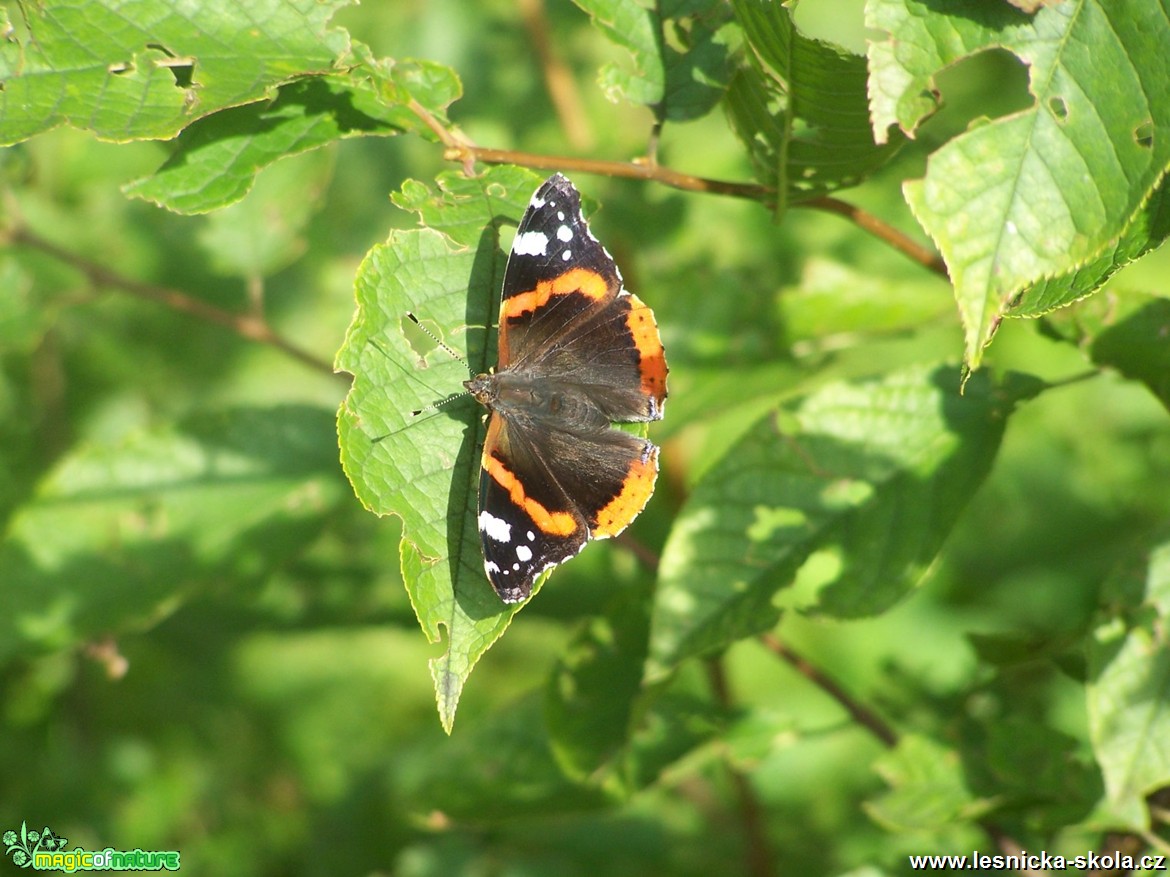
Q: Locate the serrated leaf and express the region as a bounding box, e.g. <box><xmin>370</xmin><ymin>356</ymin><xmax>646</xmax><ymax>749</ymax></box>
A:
<box><xmin>1090</xmin><ymin>297</ymin><xmax>1170</xmax><ymax>415</ymax></box>
<box><xmin>1008</xmin><ymin>176</ymin><xmax>1170</xmax><ymax>317</ymax></box>
<box><xmin>125</xmin><ymin>61</ymin><xmax>459</xmax><ymax>214</ymax></box>
<box><xmin>646</xmin><ymin>365</ymin><xmax>1038</xmax><ymax>678</ymax></box>
<box><xmin>727</xmin><ymin>0</ymin><xmax>901</xmax><ymax>208</ymax></box>
<box><xmin>1086</xmin><ymin>536</ymin><xmax>1170</xmax><ymax>830</ymax></box>
<box><xmin>869</xmin><ymin>0</ymin><xmax>1170</xmax><ymax>367</ymax></box>
<box><xmin>335</xmin><ymin>168</ymin><xmax>546</xmax><ymax>733</ymax></box>
<box><xmin>574</xmin><ymin>0</ymin><xmax>661</xmax><ymax>106</ymax></box>
<box><xmin>195</xmin><ymin>147</ymin><xmax>334</xmax><ymax>277</ymax></box>
<box><xmin>0</xmin><ymin>0</ymin><xmax>352</xmax><ymax>145</ymax></box>
<box><xmin>572</xmin><ymin>0</ymin><xmax>734</xmax><ymax>122</ymax></box>
<box><xmin>866</xmin><ymin>735</ymin><xmax>990</xmax><ymax>832</ymax></box>
<box><xmin>0</xmin><ymin>406</ymin><xmax>342</xmax><ymax>663</ymax></box>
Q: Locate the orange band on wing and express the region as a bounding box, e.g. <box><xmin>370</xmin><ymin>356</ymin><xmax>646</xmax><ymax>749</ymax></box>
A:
<box><xmin>483</xmin><ymin>452</ymin><xmax>579</xmax><ymax>537</ymax></box>
<box><xmin>501</xmin><ymin>268</ymin><xmax>611</xmax><ymax>320</ymax></box>
<box><xmin>625</xmin><ymin>293</ymin><xmax>668</xmax><ymax>401</ymax></box>
<box><xmin>594</xmin><ymin>447</ymin><xmax>659</xmax><ymax>537</ymax></box>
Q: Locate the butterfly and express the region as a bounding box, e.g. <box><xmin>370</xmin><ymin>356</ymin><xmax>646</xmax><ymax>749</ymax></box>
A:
<box><xmin>463</xmin><ymin>174</ymin><xmax>668</xmax><ymax>602</ymax></box>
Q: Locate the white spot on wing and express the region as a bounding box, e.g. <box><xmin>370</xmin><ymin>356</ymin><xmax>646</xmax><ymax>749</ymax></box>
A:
<box><xmin>561</xmin><ymin>249</ymin><xmax>572</xmax><ymax>260</ymax></box>
<box><xmin>557</xmin><ymin>211</ymin><xmax>565</xmax><ymax>221</ymax></box>
<box><xmin>557</xmin><ymin>225</ymin><xmax>573</xmax><ymax>242</ymax></box>
<box><xmin>516</xmin><ymin>545</ymin><xmax>533</xmax><ymax>562</ymax></box>
<box><xmin>527</xmin><ymin>530</ymin><xmax>535</xmax><ymax>541</ymax></box>
<box><xmin>530</xmin><ymin>194</ymin><xmax>546</xmax><ymax>209</ymax></box>
<box><xmin>513</xmin><ymin>230</ymin><xmax>549</xmax><ymax>256</ymax></box>
<box><xmin>479</xmin><ymin>511</ymin><xmax>512</xmax><ymax>543</ymax></box>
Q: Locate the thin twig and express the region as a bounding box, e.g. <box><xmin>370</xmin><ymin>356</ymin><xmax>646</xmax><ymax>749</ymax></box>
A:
<box><xmin>448</xmin><ymin>144</ymin><xmax>774</xmax><ymax>201</ymax></box>
<box><xmin>406</xmin><ymin>100</ymin><xmax>947</xmax><ymax>277</ymax></box>
<box><xmin>6</xmin><ymin>226</ymin><xmax>340</xmax><ymax>378</ymax></box>
<box><xmin>798</xmin><ymin>196</ymin><xmax>949</xmax><ymax>278</ymax></box>
<box><xmin>759</xmin><ymin>633</ymin><xmax>898</xmax><ymax>749</ymax></box>
<box><xmin>706</xmin><ymin>657</ymin><xmax>778</xmax><ymax>877</ymax></box>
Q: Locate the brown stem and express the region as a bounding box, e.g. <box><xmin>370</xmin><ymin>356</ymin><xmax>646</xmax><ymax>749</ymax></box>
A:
<box><xmin>800</xmin><ymin>196</ymin><xmax>949</xmax><ymax>278</ymax></box>
<box><xmin>7</xmin><ymin>226</ymin><xmax>340</xmax><ymax>378</ymax></box>
<box><xmin>407</xmin><ymin>101</ymin><xmax>946</xmax><ymax>276</ymax></box>
<box><xmin>706</xmin><ymin>657</ymin><xmax>778</xmax><ymax>877</ymax></box>
<box><xmin>759</xmin><ymin>633</ymin><xmax>898</xmax><ymax>749</ymax></box>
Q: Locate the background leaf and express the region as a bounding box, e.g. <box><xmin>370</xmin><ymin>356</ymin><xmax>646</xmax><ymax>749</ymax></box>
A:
<box><xmin>572</xmin><ymin>0</ymin><xmax>735</xmax><ymax>122</ymax></box>
<box><xmin>647</xmin><ymin>365</ymin><xmax>1037</xmax><ymax>678</ymax></box>
<box><xmin>0</xmin><ymin>0</ymin><xmax>352</xmax><ymax>144</ymax></box>
<box><xmin>123</xmin><ymin>60</ymin><xmax>460</xmax><ymax>214</ymax></box>
<box><xmin>727</xmin><ymin>0</ymin><xmax>903</xmax><ymax>207</ymax></box>
<box><xmin>868</xmin><ymin>0</ymin><xmax>1170</xmax><ymax>367</ymax></box>
<box><xmin>1087</xmin><ymin>536</ymin><xmax>1170</xmax><ymax>830</ymax></box>
<box><xmin>0</xmin><ymin>406</ymin><xmax>343</xmax><ymax>662</ymax></box>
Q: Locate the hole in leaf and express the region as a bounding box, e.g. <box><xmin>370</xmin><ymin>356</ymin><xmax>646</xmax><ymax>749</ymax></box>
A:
<box><xmin>146</xmin><ymin>42</ymin><xmax>196</xmax><ymax>88</ymax></box>
<box><xmin>1048</xmin><ymin>96</ymin><xmax>1068</xmax><ymax>122</ymax></box>
<box><xmin>401</xmin><ymin>314</ymin><xmax>442</xmax><ymax>362</ymax></box>
<box><xmin>923</xmin><ymin>49</ymin><xmax>1031</xmax><ymax>141</ymax></box>
<box><xmin>1135</xmin><ymin>120</ymin><xmax>1154</xmax><ymax>149</ymax></box>
<box><xmin>108</xmin><ymin>61</ymin><xmax>133</xmax><ymax>75</ymax></box>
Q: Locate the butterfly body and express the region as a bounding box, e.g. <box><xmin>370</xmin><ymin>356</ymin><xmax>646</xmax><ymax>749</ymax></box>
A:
<box><xmin>467</xmin><ymin>174</ymin><xmax>667</xmax><ymax>603</ymax></box>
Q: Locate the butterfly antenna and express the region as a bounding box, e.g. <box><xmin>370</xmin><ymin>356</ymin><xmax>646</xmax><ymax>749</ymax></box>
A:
<box><xmin>406</xmin><ymin>312</ymin><xmax>472</xmax><ymax>372</ymax></box>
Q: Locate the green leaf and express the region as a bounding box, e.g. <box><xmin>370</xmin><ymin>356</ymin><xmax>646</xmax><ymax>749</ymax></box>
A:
<box><xmin>869</xmin><ymin>0</ymin><xmax>1170</xmax><ymax>367</ymax></box>
<box><xmin>125</xmin><ymin>62</ymin><xmax>459</xmax><ymax>214</ymax></box>
<box><xmin>545</xmin><ymin>586</ymin><xmax>651</xmax><ymax>784</ymax></box>
<box><xmin>573</xmin><ymin>0</ymin><xmax>662</xmax><ymax>108</ymax></box>
<box><xmin>1087</xmin><ymin>535</ymin><xmax>1170</xmax><ymax>830</ymax></box>
<box><xmin>726</xmin><ymin>0</ymin><xmax>902</xmax><ymax>208</ymax></box>
<box><xmin>397</xmin><ymin>691</ymin><xmax>611</xmax><ymax>820</ymax></box>
<box><xmin>962</xmin><ymin>719</ymin><xmax>1100</xmax><ymax>831</ymax></box>
<box><xmin>0</xmin><ymin>406</ymin><xmax>343</xmax><ymax>663</ymax></box>
<box><xmin>1008</xmin><ymin>178</ymin><xmax>1170</xmax><ymax>318</ymax></box>
<box><xmin>194</xmin><ymin>147</ymin><xmax>334</xmax><ymax>277</ymax></box>
<box><xmin>0</xmin><ymin>0</ymin><xmax>352</xmax><ymax>145</ymax></box>
<box><xmin>1090</xmin><ymin>297</ymin><xmax>1170</xmax><ymax>415</ymax></box>
<box><xmin>646</xmin><ymin>365</ymin><xmax>1037</xmax><ymax>678</ymax></box>
<box><xmin>572</xmin><ymin>0</ymin><xmax>734</xmax><ymax>122</ymax></box>
<box><xmin>866</xmin><ymin>735</ymin><xmax>990</xmax><ymax>832</ymax></box>
<box><xmin>335</xmin><ymin>168</ymin><xmax>545</xmax><ymax>733</ymax></box>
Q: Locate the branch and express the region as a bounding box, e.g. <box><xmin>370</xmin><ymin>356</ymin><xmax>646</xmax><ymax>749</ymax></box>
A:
<box><xmin>5</xmin><ymin>226</ymin><xmax>341</xmax><ymax>379</ymax></box>
<box><xmin>759</xmin><ymin>633</ymin><xmax>898</xmax><ymax>749</ymax></box>
<box><xmin>407</xmin><ymin>101</ymin><xmax>948</xmax><ymax>276</ymax></box>
<box><xmin>799</xmin><ymin>196</ymin><xmax>949</xmax><ymax>278</ymax></box>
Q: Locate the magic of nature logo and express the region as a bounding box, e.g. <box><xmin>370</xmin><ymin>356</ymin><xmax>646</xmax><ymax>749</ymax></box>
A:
<box><xmin>3</xmin><ymin>822</ymin><xmax>180</xmax><ymax>872</ymax></box>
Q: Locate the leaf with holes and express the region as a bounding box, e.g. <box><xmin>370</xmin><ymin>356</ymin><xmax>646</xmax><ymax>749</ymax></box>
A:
<box><xmin>335</xmin><ymin>168</ymin><xmax>545</xmax><ymax>733</ymax></box>
<box><xmin>124</xmin><ymin>60</ymin><xmax>460</xmax><ymax>214</ymax></box>
<box><xmin>868</xmin><ymin>0</ymin><xmax>1170</xmax><ymax>368</ymax></box>
<box><xmin>0</xmin><ymin>0</ymin><xmax>352</xmax><ymax>145</ymax></box>
<box><xmin>571</xmin><ymin>0</ymin><xmax>735</xmax><ymax>122</ymax></box>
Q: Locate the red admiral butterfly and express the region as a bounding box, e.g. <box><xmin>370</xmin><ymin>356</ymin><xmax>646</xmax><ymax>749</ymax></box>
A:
<box><xmin>464</xmin><ymin>174</ymin><xmax>668</xmax><ymax>602</ymax></box>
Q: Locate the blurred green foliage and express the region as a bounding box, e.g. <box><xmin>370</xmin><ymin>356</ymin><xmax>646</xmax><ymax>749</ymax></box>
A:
<box><xmin>2</xmin><ymin>0</ymin><xmax>1170</xmax><ymax>875</ymax></box>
